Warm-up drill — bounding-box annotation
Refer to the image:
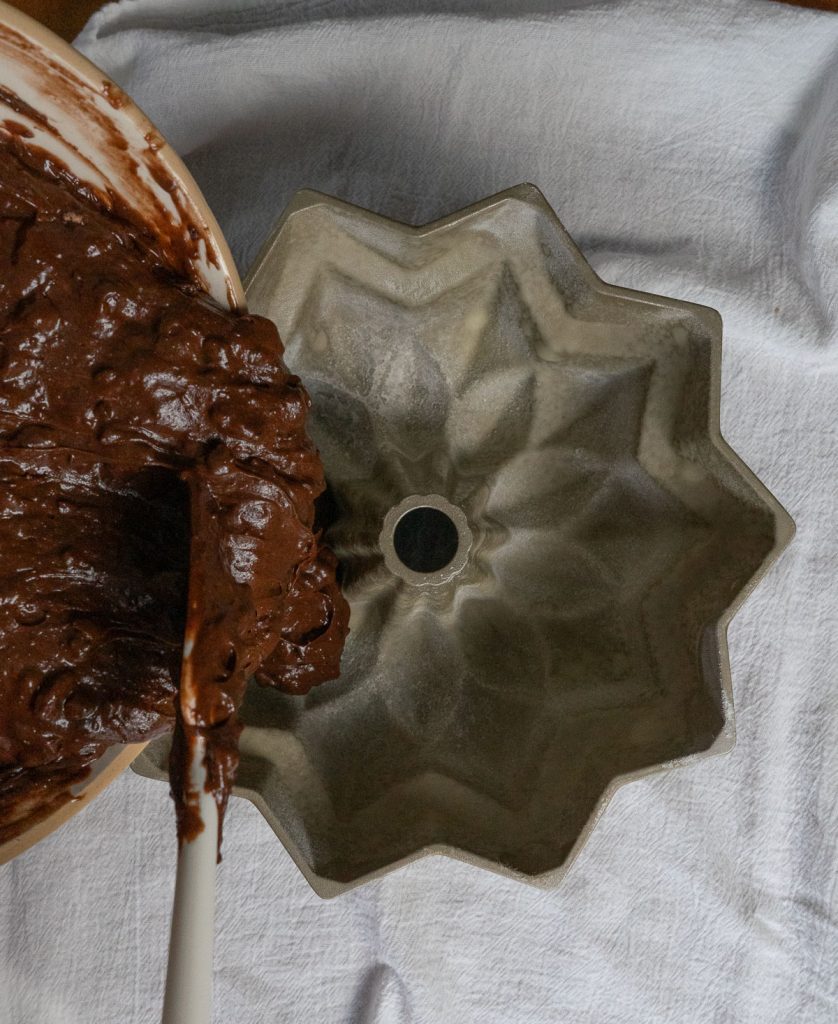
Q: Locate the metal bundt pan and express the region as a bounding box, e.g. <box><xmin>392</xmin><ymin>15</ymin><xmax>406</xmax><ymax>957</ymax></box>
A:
<box><xmin>134</xmin><ymin>185</ymin><xmax>793</xmax><ymax>896</ymax></box>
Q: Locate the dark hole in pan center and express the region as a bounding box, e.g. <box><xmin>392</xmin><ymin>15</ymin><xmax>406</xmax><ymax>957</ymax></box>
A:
<box><xmin>392</xmin><ymin>506</ymin><xmax>460</xmax><ymax>574</ymax></box>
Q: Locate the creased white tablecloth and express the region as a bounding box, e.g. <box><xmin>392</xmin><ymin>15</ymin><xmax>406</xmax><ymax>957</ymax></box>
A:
<box><xmin>2</xmin><ymin>1</ymin><xmax>837</xmax><ymax>1021</ymax></box>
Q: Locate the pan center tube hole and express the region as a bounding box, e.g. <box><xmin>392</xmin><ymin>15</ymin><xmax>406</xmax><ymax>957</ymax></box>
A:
<box><xmin>380</xmin><ymin>494</ymin><xmax>473</xmax><ymax>586</ymax></box>
<box><xmin>393</xmin><ymin>506</ymin><xmax>458</xmax><ymax>573</ymax></box>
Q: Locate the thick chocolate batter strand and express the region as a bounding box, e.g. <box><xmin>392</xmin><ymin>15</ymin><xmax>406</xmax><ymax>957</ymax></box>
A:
<box><xmin>0</xmin><ymin>136</ymin><xmax>348</xmax><ymax>848</ymax></box>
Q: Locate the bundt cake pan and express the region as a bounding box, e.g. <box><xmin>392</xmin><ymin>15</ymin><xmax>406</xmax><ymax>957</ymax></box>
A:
<box><xmin>134</xmin><ymin>184</ymin><xmax>793</xmax><ymax>896</ymax></box>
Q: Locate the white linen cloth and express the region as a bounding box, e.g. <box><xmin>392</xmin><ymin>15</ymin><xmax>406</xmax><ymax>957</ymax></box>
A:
<box><xmin>2</xmin><ymin>1</ymin><xmax>837</xmax><ymax>1021</ymax></box>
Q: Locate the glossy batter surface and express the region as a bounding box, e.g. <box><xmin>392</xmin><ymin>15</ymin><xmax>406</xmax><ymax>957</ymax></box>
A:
<box><xmin>0</xmin><ymin>136</ymin><xmax>348</xmax><ymax>847</ymax></box>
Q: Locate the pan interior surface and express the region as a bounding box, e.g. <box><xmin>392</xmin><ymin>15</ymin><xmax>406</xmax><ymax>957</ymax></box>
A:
<box><xmin>136</xmin><ymin>186</ymin><xmax>789</xmax><ymax>894</ymax></box>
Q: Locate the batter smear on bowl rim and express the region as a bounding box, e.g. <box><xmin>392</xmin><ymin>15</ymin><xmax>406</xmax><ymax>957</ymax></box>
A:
<box><xmin>0</xmin><ymin>133</ymin><xmax>348</xmax><ymax>850</ymax></box>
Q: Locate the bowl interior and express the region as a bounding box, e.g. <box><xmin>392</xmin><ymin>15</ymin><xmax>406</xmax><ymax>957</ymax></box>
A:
<box><xmin>0</xmin><ymin>1</ymin><xmax>241</xmax><ymax>308</ymax></box>
<box><xmin>0</xmin><ymin>1</ymin><xmax>244</xmax><ymax>861</ymax></box>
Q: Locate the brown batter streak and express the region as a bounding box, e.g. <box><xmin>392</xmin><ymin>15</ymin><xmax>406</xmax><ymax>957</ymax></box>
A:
<box><xmin>0</xmin><ymin>133</ymin><xmax>349</xmax><ymax>852</ymax></box>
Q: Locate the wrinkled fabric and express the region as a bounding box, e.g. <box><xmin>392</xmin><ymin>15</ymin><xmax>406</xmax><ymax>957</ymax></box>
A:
<box><xmin>1</xmin><ymin>1</ymin><xmax>836</xmax><ymax>1022</ymax></box>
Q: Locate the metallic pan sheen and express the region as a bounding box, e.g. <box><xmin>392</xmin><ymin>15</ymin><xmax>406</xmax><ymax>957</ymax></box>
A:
<box><xmin>135</xmin><ymin>185</ymin><xmax>793</xmax><ymax>897</ymax></box>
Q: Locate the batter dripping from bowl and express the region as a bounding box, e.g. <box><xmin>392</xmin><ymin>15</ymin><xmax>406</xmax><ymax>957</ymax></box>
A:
<box><xmin>0</xmin><ymin>131</ymin><xmax>348</xmax><ymax>850</ymax></box>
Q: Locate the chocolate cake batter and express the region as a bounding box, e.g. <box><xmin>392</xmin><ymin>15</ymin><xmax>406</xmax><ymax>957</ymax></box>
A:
<box><xmin>0</xmin><ymin>134</ymin><xmax>348</xmax><ymax>849</ymax></box>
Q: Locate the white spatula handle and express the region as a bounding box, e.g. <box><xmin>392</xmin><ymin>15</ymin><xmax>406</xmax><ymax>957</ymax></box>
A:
<box><xmin>162</xmin><ymin>737</ymin><xmax>218</xmax><ymax>1024</ymax></box>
